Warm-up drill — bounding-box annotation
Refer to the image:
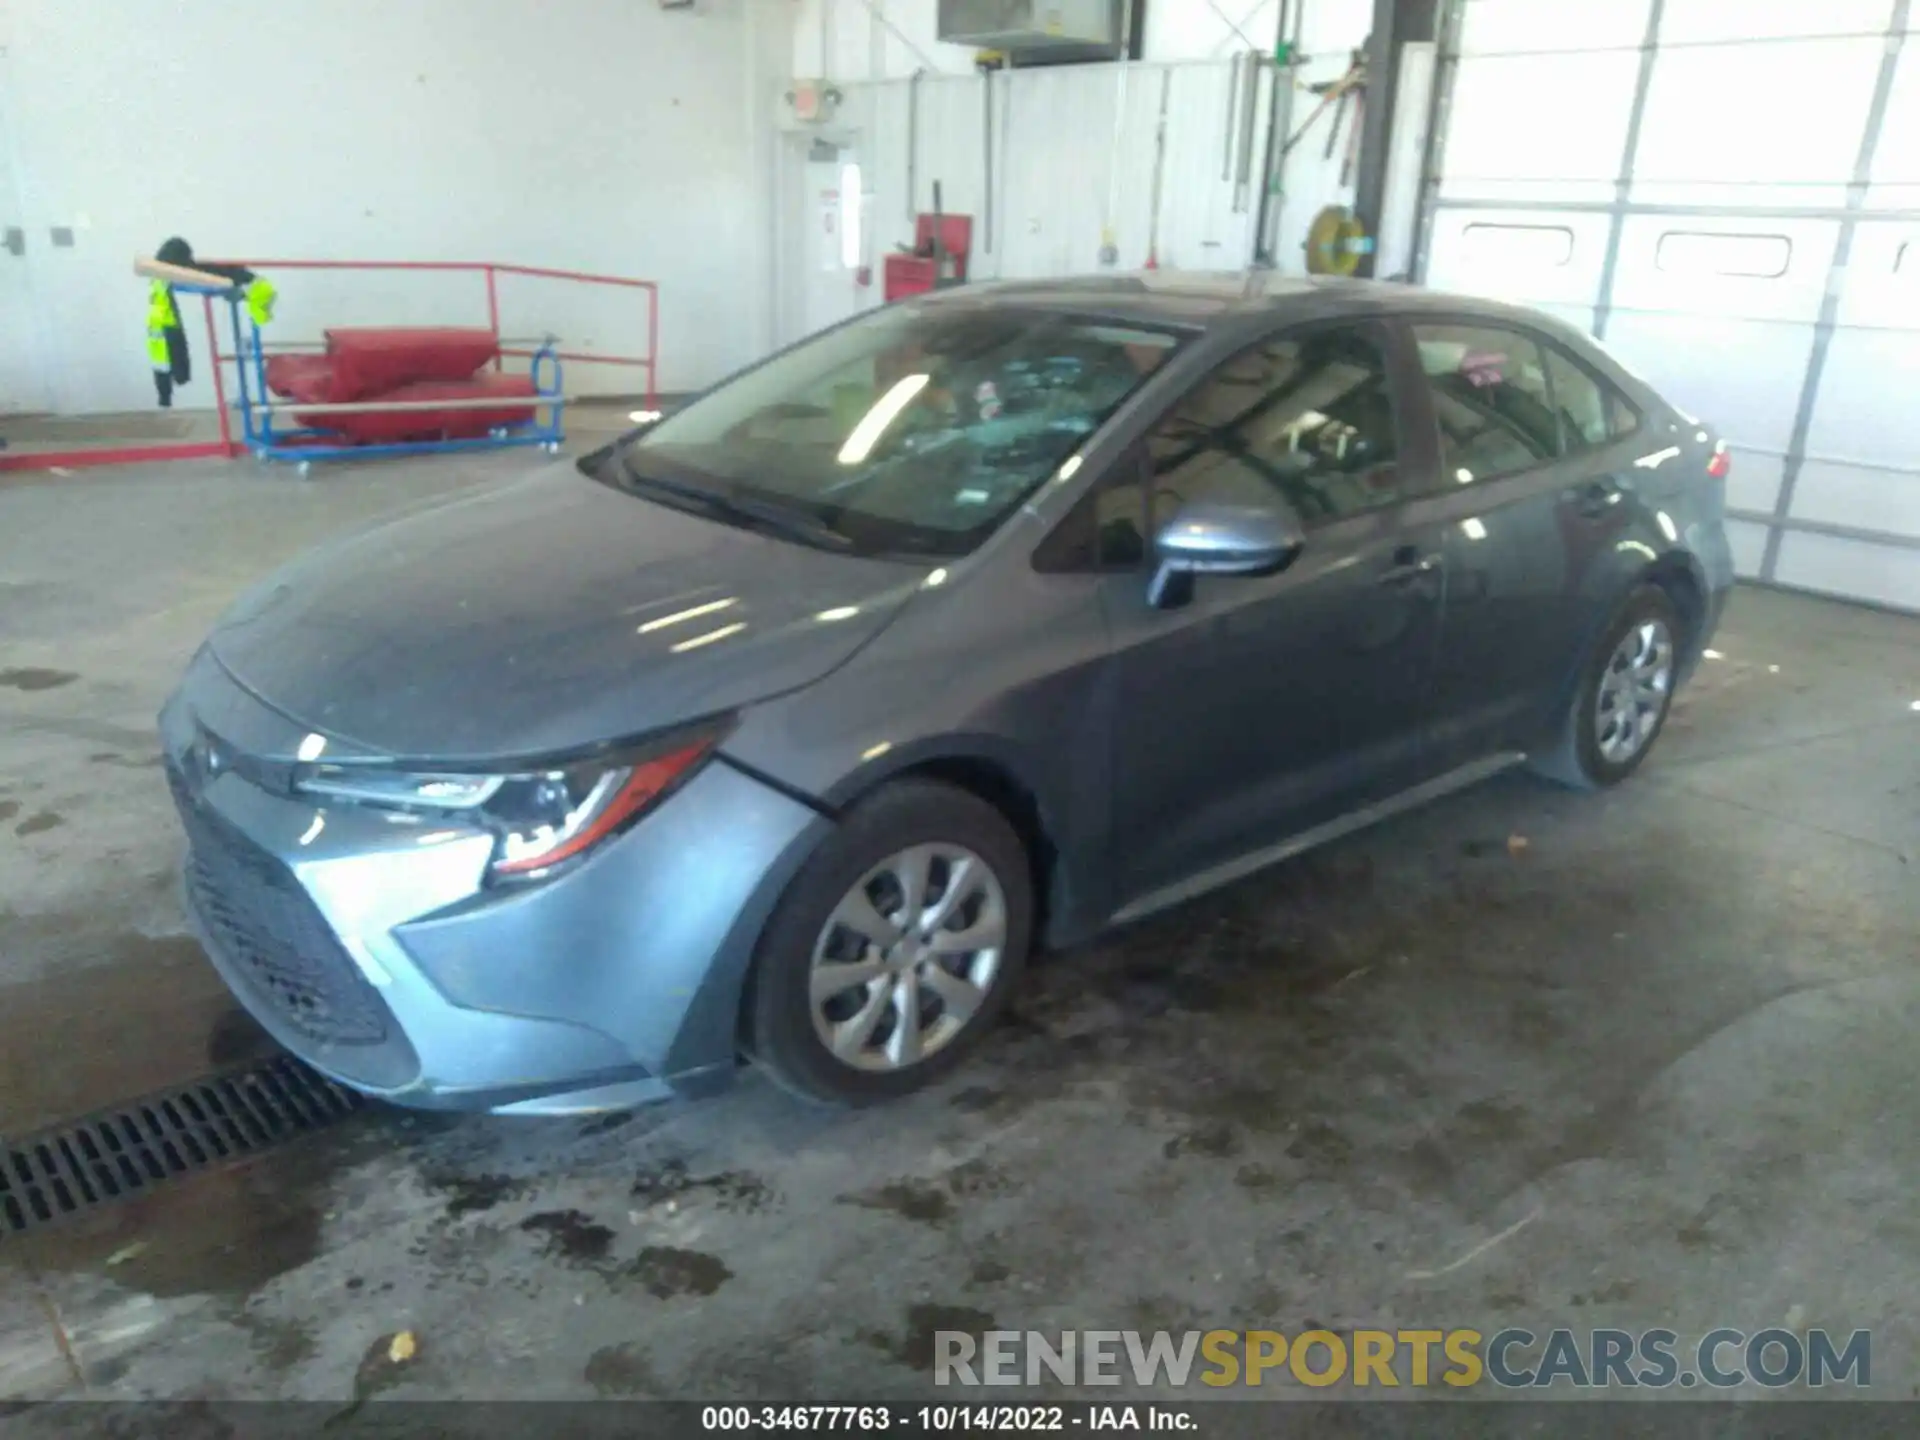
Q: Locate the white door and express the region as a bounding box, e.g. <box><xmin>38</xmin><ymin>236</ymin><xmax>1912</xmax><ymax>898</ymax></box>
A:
<box><xmin>0</xmin><ymin>60</ymin><xmax>51</xmax><ymax>415</ymax></box>
<box><xmin>1418</xmin><ymin>0</ymin><xmax>1920</xmax><ymax>614</ymax></box>
<box><xmin>779</xmin><ymin>135</ymin><xmax>868</xmax><ymax>347</ymax></box>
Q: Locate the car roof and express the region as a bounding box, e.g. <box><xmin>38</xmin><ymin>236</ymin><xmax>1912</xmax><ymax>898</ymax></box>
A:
<box><xmin>917</xmin><ymin>270</ymin><xmax>1567</xmax><ymax>337</ymax></box>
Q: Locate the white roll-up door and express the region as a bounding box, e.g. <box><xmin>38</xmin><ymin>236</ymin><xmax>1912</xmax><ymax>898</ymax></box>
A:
<box><xmin>1416</xmin><ymin>0</ymin><xmax>1920</xmax><ymax>614</ymax></box>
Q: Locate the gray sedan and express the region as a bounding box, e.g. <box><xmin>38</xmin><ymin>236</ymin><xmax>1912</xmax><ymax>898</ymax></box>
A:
<box><xmin>161</xmin><ymin>273</ymin><xmax>1735</xmax><ymax>1111</ymax></box>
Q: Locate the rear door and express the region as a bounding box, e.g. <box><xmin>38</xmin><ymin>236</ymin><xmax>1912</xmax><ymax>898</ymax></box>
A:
<box><xmin>1395</xmin><ymin>317</ymin><xmax>1647</xmax><ymax>766</ymax></box>
<box><xmin>1098</xmin><ymin>319</ymin><xmax>1451</xmax><ymax>906</ymax></box>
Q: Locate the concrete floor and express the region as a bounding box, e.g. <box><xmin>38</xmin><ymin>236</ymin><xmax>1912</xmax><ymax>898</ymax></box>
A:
<box><xmin>0</xmin><ymin>453</ymin><xmax>1916</xmax><ymax>1407</ymax></box>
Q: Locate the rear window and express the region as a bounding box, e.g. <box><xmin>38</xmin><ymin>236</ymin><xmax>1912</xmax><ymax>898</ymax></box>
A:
<box><xmin>1545</xmin><ymin>345</ymin><xmax>1640</xmax><ymax>451</ymax></box>
<box><xmin>1411</xmin><ymin>323</ymin><xmax>1558</xmax><ymax>482</ymax></box>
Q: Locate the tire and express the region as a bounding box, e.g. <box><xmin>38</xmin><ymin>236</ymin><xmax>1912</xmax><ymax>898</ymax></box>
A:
<box><xmin>1531</xmin><ymin>584</ymin><xmax>1682</xmax><ymax>791</ymax></box>
<box><xmin>744</xmin><ymin>779</ymin><xmax>1034</xmax><ymax>1106</ymax></box>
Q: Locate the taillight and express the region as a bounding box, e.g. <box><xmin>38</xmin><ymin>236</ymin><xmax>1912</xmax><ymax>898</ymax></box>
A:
<box><xmin>1706</xmin><ymin>442</ymin><xmax>1731</xmax><ymax>480</ymax></box>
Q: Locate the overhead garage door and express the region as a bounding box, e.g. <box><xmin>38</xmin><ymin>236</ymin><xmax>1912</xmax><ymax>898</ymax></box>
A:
<box><xmin>1417</xmin><ymin>0</ymin><xmax>1920</xmax><ymax>614</ymax></box>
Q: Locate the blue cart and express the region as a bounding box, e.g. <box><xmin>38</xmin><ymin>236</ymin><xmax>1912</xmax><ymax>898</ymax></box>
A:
<box><xmin>198</xmin><ymin>283</ymin><xmax>567</xmax><ymax>476</ymax></box>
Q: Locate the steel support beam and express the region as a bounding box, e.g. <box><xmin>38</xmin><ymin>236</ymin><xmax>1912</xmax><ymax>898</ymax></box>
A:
<box><xmin>1353</xmin><ymin>0</ymin><xmax>1438</xmax><ymax>277</ymax></box>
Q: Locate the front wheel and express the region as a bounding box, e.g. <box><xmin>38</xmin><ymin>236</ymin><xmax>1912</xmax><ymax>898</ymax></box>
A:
<box><xmin>1532</xmin><ymin>584</ymin><xmax>1681</xmax><ymax>790</ymax></box>
<box><xmin>745</xmin><ymin>779</ymin><xmax>1033</xmax><ymax>1106</ymax></box>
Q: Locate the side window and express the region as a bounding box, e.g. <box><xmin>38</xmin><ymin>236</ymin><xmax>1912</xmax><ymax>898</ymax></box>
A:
<box><xmin>1607</xmin><ymin>386</ymin><xmax>1641</xmax><ymax>440</ymax></box>
<box><xmin>1142</xmin><ymin>325</ymin><xmax>1403</xmax><ymax>531</ymax></box>
<box><xmin>1545</xmin><ymin>344</ymin><xmax>1641</xmax><ymax>452</ymax></box>
<box><xmin>1412</xmin><ymin>323</ymin><xmax>1558</xmax><ymax>482</ymax></box>
<box><xmin>1543</xmin><ymin>345</ymin><xmax>1610</xmax><ymax>451</ymax></box>
<box><xmin>1031</xmin><ymin>455</ymin><xmax>1148</xmax><ymax>573</ymax></box>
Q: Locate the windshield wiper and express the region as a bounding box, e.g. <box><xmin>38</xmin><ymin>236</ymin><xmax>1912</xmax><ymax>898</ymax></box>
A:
<box><xmin>611</xmin><ymin>453</ymin><xmax>853</xmax><ymax>551</ymax></box>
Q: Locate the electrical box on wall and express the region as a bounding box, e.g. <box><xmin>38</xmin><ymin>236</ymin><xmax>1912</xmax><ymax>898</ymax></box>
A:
<box><xmin>937</xmin><ymin>0</ymin><xmax>1124</xmax><ymax>60</ymax></box>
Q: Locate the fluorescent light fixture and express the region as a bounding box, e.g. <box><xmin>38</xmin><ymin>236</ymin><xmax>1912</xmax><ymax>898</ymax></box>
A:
<box><xmin>1460</xmin><ymin>517</ymin><xmax>1487</xmax><ymax>540</ymax></box>
<box><xmin>924</xmin><ymin>567</ymin><xmax>949</xmax><ymax>587</ymax></box>
<box><xmin>839</xmin><ymin>162</ymin><xmax>863</xmax><ymax>270</ymax></box>
<box><xmin>1455</xmin><ymin>468</ymin><xmax>1474</xmax><ymax>485</ymax></box>
<box><xmin>297</xmin><ymin>733</ymin><xmax>327</xmax><ymax>762</ymax></box>
<box><xmin>639</xmin><ymin>597</ymin><xmax>736</xmax><ymax>634</ymax></box>
<box><xmin>1056</xmin><ymin>455</ymin><xmax>1083</xmax><ymax>482</ymax></box>
<box><xmin>670</xmin><ymin>621</ymin><xmax>747</xmax><ymax>654</ymax></box>
<box><xmin>629</xmin><ymin>409</ymin><xmax>664</xmax><ymax>424</ymax></box>
<box><xmin>815</xmin><ymin>605</ymin><xmax>860</xmax><ymax>622</ymax></box>
<box><xmin>838</xmin><ymin>374</ymin><xmax>930</xmax><ymax>465</ymax></box>
<box><xmin>1656</xmin><ymin>510</ymin><xmax>1678</xmax><ymax>541</ymax></box>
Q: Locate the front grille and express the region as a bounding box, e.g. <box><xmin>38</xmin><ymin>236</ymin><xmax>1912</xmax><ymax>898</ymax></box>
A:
<box><xmin>167</xmin><ymin>761</ymin><xmax>391</xmax><ymax>1047</ymax></box>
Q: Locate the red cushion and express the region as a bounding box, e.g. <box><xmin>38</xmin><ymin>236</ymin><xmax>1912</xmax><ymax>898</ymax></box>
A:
<box><xmin>295</xmin><ymin>374</ymin><xmax>539</xmax><ymax>445</ymax></box>
<box><xmin>264</xmin><ymin>354</ymin><xmax>338</xmax><ymax>403</ymax></box>
<box><xmin>323</xmin><ymin>328</ymin><xmax>501</xmax><ymax>401</ymax></box>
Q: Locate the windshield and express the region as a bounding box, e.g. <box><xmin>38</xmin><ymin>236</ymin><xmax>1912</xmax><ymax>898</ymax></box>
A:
<box><xmin>615</xmin><ymin>303</ymin><xmax>1188</xmax><ymax>557</ymax></box>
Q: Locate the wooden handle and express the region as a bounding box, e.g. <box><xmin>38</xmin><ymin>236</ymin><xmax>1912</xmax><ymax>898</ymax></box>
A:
<box><xmin>134</xmin><ymin>256</ymin><xmax>239</xmax><ymax>288</ymax></box>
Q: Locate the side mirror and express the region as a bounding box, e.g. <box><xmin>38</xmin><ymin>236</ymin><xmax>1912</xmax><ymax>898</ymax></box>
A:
<box><xmin>1148</xmin><ymin>495</ymin><xmax>1305</xmax><ymax>608</ymax></box>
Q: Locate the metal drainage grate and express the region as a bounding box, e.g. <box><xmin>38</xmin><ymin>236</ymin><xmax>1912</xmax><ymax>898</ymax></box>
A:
<box><xmin>0</xmin><ymin>1054</ymin><xmax>366</xmax><ymax>1239</ymax></box>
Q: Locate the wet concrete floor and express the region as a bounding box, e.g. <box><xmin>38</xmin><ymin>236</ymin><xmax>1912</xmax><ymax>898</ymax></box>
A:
<box><xmin>1</xmin><ymin>455</ymin><xmax>1916</xmax><ymax>1407</ymax></box>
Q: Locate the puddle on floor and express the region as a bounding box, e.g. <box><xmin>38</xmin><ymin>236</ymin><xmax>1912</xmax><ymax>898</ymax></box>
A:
<box><xmin>0</xmin><ymin>923</ymin><xmax>272</xmax><ymax>1135</ymax></box>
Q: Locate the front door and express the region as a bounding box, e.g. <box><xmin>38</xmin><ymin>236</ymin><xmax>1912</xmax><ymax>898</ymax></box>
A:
<box><xmin>1102</xmin><ymin>321</ymin><xmax>1447</xmax><ymax>907</ymax></box>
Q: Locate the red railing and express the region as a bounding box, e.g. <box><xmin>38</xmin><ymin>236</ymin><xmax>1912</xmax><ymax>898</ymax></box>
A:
<box><xmin>1</xmin><ymin>258</ymin><xmax>658</xmax><ymax>473</ymax></box>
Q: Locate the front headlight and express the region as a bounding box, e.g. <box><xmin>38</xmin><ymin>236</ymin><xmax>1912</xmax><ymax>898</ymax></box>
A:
<box><xmin>294</xmin><ymin>720</ymin><xmax>729</xmax><ymax>879</ymax></box>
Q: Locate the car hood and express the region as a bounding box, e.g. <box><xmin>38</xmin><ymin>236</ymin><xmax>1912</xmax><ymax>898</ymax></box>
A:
<box><xmin>205</xmin><ymin>464</ymin><xmax>924</xmax><ymax>762</ymax></box>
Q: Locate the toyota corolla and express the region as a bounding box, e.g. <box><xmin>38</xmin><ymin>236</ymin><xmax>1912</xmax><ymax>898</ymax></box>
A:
<box><xmin>161</xmin><ymin>273</ymin><xmax>1735</xmax><ymax>1111</ymax></box>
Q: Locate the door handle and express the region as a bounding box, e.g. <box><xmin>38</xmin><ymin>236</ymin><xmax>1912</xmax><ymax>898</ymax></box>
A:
<box><xmin>1567</xmin><ymin>477</ymin><xmax>1628</xmax><ymax>517</ymax></box>
<box><xmin>1377</xmin><ymin>546</ymin><xmax>1441</xmax><ymax>586</ymax></box>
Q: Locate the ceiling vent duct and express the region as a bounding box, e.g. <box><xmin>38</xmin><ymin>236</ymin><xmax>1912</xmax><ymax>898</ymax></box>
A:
<box><xmin>937</xmin><ymin>0</ymin><xmax>1126</xmax><ymax>62</ymax></box>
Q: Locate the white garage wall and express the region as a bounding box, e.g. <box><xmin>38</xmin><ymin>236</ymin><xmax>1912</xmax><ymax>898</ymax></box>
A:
<box><xmin>0</xmin><ymin>0</ymin><xmax>792</xmax><ymax>414</ymax></box>
<box><xmin>1419</xmin><ymin>0</ymin><xmax>1920</xmax><ymax>614</ymax></box>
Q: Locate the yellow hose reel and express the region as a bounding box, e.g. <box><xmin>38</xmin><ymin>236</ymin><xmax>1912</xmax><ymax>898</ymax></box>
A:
<box><xmin>1304</xmin><ymin>205</ymin><xmax>1373</xmax><ymax>276</ymax></box>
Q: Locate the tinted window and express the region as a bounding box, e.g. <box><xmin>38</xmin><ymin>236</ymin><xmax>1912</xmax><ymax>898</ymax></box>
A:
<box><xmin>1142</xmin><ymin>325</ymin><xmax>1403</xmax><ymax>534</ymax></box>
<box><xmin>1545</xmin><ymin>344</ymin><xmax>1638</xmax><ymax>451</ymax></box>
<box><xmin>1607</xmin><ymin>384</ymin><xmax>1640</xmax><ymax>439</ymax></box>
<box><xmin>621</xmin><ymin>304</ymin><xmax>1185</xmax><ymax>557</ymax></box>
<box><xmin>1031</xmin><ymin>452</ymin><xmax>1149</xmax><ymax>573</ymax></box>
<box><xmin>1413</xmin><ymin>323</ymin><xmax>1557</xmax><ymax>482</ymax></box>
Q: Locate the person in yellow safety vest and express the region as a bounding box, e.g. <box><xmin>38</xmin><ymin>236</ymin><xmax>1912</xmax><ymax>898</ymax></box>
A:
<box><xmin>147</xmin><ymin>237</ymin><xmax>277</xmax><ymax>407</ymax></box>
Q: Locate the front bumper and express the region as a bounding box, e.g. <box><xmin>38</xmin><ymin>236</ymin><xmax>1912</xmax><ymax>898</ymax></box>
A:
<box><xmin>160</xmin><ymin>650</ymin><xmax>831</xmax><ymax>1114</ymax></box>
